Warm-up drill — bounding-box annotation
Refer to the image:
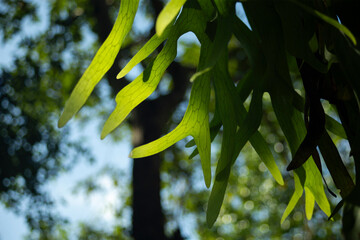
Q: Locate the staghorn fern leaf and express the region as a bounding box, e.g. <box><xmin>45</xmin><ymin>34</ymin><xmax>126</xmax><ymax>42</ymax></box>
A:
<box><xmin>58</xmin><ymin>0</ymin><xmax>139</xmax><ymax>128</ymax></box>
<box><xmin>59</xmin><ymin>0</ymin><xmax>360</xmax><ymax>230</ymax></box>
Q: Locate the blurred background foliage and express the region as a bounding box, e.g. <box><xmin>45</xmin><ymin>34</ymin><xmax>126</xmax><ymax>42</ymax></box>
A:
<box><xmin>0</xmin><ymin>0</ymin><xmax>354</xmax><ymax>239</ymax></box>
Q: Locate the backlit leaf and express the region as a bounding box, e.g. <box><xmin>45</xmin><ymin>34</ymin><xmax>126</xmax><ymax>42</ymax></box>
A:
<box><xmin>130</xmin><ymin>3</ymin><xmax>214</xmax><ymax>187</ymax></box>
<box><xmin>58</xmin><ymin>0</ymin><xmax>139</xmax><ymax>128</ymax></box>
<box><xmin>156</xmin><ymin>0</ymin><xmax>187</xmax><ymax>36</ymax></box>
<box><xmin>102</xmin><ymin>2</ymin><xmax>209</xmax><ymax>139</ymax></box>
<box><xmin>305</xmin><ymin>188</ymin><xmax>315</xmax><ymax>220</ymax></box>
<box><xmin>101</xmin><ymin>38</ymin><xmax>178</xmax><ymax>138</ymax></box>
<box><xmin>117</xmin><ymin>28</ymin><xmax>171</xmax><ymax>79</ymax></box>
<box><xmin>130</xmin><ymin>68</ymin><xmax>212</xmax><ymax>187</ymax></box>
<box><xmin>281</xmin><ymin>172</ymin><xmax>303</xmax><ymax>223</ymax></box>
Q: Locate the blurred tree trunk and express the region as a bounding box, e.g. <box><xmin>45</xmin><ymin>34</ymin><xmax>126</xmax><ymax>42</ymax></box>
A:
<box><xmin>90</xmin><ymin>0</ymin><xmax>188</xmax><ymax>239</ymax></box>
<box><xmin>131</xmin><ymin>65</ymin><xmax>189</xmax><ymax>239</ymax></box>
<box><xmin>131</xmin><ymin>107</ymin><xmax>165</xmax><ymax>240</ymax></box>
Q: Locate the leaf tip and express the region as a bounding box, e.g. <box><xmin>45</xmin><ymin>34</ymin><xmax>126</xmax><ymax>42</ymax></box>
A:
<box><xmin>286</xmin><ymin>161</ymin><xmax>298</xmax><ymax>171</ymax></box>
<box><xmin>117</xmin><ymin>71</ymin><xmax>124</xmax><ymax>79</ymax></box>
<box><xmin>286</xmin><ymin>165</ymin><xmax>293</xmax><ymax>171</ymax></box>
<box><xmin>190</xmin><ymin>68</ymin><xmax>211</xmax><ymax>82</ymax></box>
<box><xmin>206</xmin><ymin>218</ymin><xmax>215</xmax><ymax>228</ymax></box>
<box><xmin>156</xmin><ymin>27</ymin><xmax>164</xmax><ymax>38</ymax></box>
<box><xmin>58</xmin><ymin>113</ymin><xmax>69</xmax><ymax>128</ymax></box>
<box><xmin>206</xmin><ymin>209</ymin><xmax>217</xmax><ymax>228</ymax></box>
<box><xmin>101</xmin><ymin>127</ymin><xmax>110</xmax><ymax>140</ymax></box>
<box><xmin>100</xmin><ymin>133</ymin><xmax>106</xmax><ymax>140</ymax></box>
<box><xmin>129</xmin><ymin>148</ymin><xmax>141</xmax><ymax>158</ymax></box>
<box><xmin>57</xmin><ymin>120</ymin><xmax>64</xmax><ymax>129</ymax></box>
<box><xmin>185</xmin><ymin>140</ymin><xmax>195</xmax><ymax>148</ymax></box>
<box><xmin>280</xmin><ymin>213</ymin><xmax>288</xmax><ymax>225</ymax></box>
<box><xmin>129</xmin><ymin>148</ymin><xmax>144</xmax><ymax>158</ymax></box>
<box><xmin>205</xmin><ymin>178</ymin><xmax>211</xmax><ymax>189</ymax></box>
<box><xmin>277</xmin><ymin>177</ymin><xmax>285</xmax><ymax>186</ymax></box>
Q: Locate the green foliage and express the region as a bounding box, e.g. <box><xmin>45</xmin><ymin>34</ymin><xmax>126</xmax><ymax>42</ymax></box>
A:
<box><xmin>60</xmin><ymin>0</ymin><xmax>360</xmax><ymax>232</ymax></box>
<box><xmin>58</xmin><ymin>0</ymin><xmax>140</xmax><ymax>128</ymax></box>
<box><xmin>156</xmin><ymin>0</ymin><xmax>187</xmax><ymax>36</ymax></box>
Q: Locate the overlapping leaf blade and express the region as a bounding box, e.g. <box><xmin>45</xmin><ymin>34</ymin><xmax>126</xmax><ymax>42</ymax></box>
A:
<box><xmin>271</xmin><ymin>86</ymin><xmax>331</xmax><ymax>222</ymax></box>
<box><xmin>130</xmin><ymin>61</ymin><xmax>212</xmax><ymax>187</ymax></box>
<box><xmin>102</xmin><ymin>2</ymin><xmax>209</xmax><ymax>139</ymax></box>
<box><xmin>131</xmin><ymin>2</ymin><xmax>214</xmax><ymax>187</ymax></box>
<box><xmin>117</xmin><ymin>27</ymin><xmax>172</xmax><ymax>79</ymax></box>
<box><xmin>275</xmin><ymin>1</ymin><xmax>327</xmax><ymax>73</ymax></box>
<box><xmin>281</xmin><ymin>172</ymin><xmax>303</xmax><ymax>223</ymax></box>
<box><xmin>233</xmin><ymin>15</ymin><xmax>283</xmax><ymax>185</ymax></box>
<box><xmin>185</xmin><ymin>108</ymin><xmax>221</xmax><ymax>149</ymax></box>
<box><xmin>207</xmin><ymin>51</ymin><xmax>283</xmax><ymax>227</ymax></box>
<box><xmin>291</xmin><ymin>83</ymin><xmax>347</xmax><ymax>139</ymax></box>
<box><xmin>243</xmin><ymin>1</ymin><xmax>331</xmax><ymax>221</ymax></box>
<box><xmin>56</xmin><ymin>0</ymin><xmax>359</xmax><ymax>229</ymax></box>
<box><xmin>207</xmin><ymin>53</ymin><xmax>239</xmax><ymax>227</ymax></box>
<box><xmin>101</xmin><ymin>37</ymin><xmax>178</xmax><ymax>138</ymax></box>
<box><xmin>289</xmin><ymin>0</ymin><xmax>357</xmax><ymax>46</ymax></box>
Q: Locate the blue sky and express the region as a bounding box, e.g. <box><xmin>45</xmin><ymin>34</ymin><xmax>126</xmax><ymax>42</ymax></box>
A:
<box><xmin>0</xmin><ymin>119</ymin><xmax>132</xmax><ymax>239</ymax></box>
